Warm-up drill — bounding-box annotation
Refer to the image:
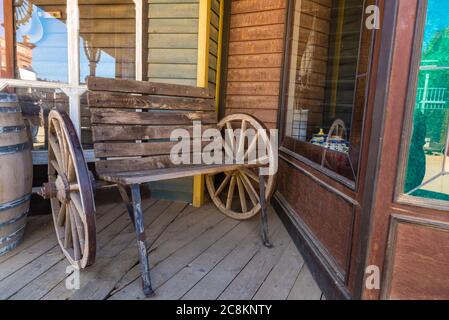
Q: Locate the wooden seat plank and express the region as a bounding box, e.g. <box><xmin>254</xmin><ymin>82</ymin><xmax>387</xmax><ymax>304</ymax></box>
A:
<box><xmin>99</xmin><ymin>163</ymin><xmax>266</xmax><ymax>185</ymax></box>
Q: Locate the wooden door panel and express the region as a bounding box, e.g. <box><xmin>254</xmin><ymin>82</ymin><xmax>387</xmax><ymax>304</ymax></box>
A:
<box><xmin>277</xmin><ymin>158</ymin><xmax>356</xmax><ymax>281</ymax></box>
<box><xmin>383</xmin><ymin>215</ymin><xmax>449</xmax><ymax>300</ymax></box>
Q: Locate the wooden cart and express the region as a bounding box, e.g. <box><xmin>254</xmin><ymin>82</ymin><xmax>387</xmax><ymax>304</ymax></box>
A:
<box><xmin>37</xmin><ymin>77</ymin><xmax>277</xmax><ymax>297</ymax></box>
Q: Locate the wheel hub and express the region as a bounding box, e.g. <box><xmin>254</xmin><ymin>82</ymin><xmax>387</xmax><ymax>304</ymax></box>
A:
<box><xmin>55</xmin><ymin>174</ymin><xmax>70</xmax><ymax>203</ymax></box>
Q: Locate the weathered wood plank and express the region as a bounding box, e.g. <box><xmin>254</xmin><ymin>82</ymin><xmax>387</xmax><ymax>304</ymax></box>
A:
<box><xmin>92</xmin><ymin>124</ymin><xmax>215</xmax><ymax>142</ymax></box>
<box><xmin>66</xmin><ymin>202</ymin><xmax>187</xmax><ymax>300</ymax></box>
<box><xmin>253</xmin><ymin>240</ymin><xmax>305</xmax><ymax>300</ymax></box>
<box><xmin>8</xmin><ymin>199</ymin><xmax>159</xmax><ymax>300</ymax></box>
<box><xmin>287</xmin><ymin>265</ymin><xmax>322</xmax><ymax>300</ymax></box>
<box><xmin>182</xmin><ymin>208</ymin><xmax>281</xmax><ymax>300</ymax></box>
<box><xmin>100</xmin><ymin>163</ymin><xmax>266</xmax><ymax>185</ymax></box>
<box><xmin>218</xmin><ymin>221</ymin><xmax>291</xmax><ymax>300</ymax></box>
<box><xmin>75</xmin><ymin>204</ymin><xmax>224</xmax><ymax>300</ymax></box>
<box><xmin>87</xmin><ymin>77</ymin><xmax>213</xmax><ymax>98</ymax></box>
<box><xmin>0</xmin><ymin>199</ymin><xmax>135</xmax><ymax>299</ymax></box>
<box><xmin>90</xmin><ymin>108</ymin><xmax>217</xmax><ymax>126</ymax></box>
<box><xmin>153</xmin><ymin>218</ymin><xmax>259</xmax><ymax>300</ymax></box>
<box><xmin>88</xmin><ymin>92</ymin><xmax>214</xmax><ymax>111</ymax></box>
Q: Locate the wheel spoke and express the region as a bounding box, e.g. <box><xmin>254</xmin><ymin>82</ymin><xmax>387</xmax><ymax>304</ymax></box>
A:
<box><xmin>226</xmin><ymin>175</ymin><xmax>237</xmax><ymax>210</ymax></box>
<box><xmin>71</xmin><ymin>192</ymin><xmax>85</xmax><ymax>223</ymax></box>
<box><xmin>240</xmin><ymin>172</ymin><xmax>260</xmax><ymax>206</ymax></box>
<box><xmin>225</xmin><ymin>122</ymin><xmax>234</xmax><ymax>151</ymax></box>
<box><xmin>70</xmin><ymin>202</ymin><xmax>85</xmax><ymax>255</ymax></box>
<box><xmin>214</xmin><ymin>173</ymin><xmax>231</xmax><ymax>197</ymax></box>
<box><xmin>236</xmin><ymin>175</ymin><xmax>248</xmax><ymax>213</ymax></box>
<box><xmin>57</xmin><ymin>203</ymin><xmax>67</xmax><ymax>227</ymax></box>
<box><xmin>244</xmin><ymin>132</ymin><xmax>259</xmax><ymax>161</ymax></box>
<box><xmin>237</xmin><ymin>120</ymin><xmax>247</xmax><ymax>158</ymax></box>
<box><xmin>50</xmin><ymin>160</ymin><xmax>63</xmax><ymax>177</ymax></box>
<box><xmin>53</xmin><ymin>120</ymin><xmax>66</xmax><ymax>171</ymax></box>
<box><xmin>69</xmin><ymin>209</ymin><xmax>82</xmax><ymax>261</ymax></box>
<box><xmin>64</xmin><ymin>208</ymin><xmax>72</xmax><ymax>249</ymax></box>
<box><xmin>48</xmin><ymin>135</ymin><xmax>64</xmax><ymax>171</ymax></box>
<box><xmin>242</xmin><ymin>168</ymin><xmax>259</xmax><ymax>183</ymax></box>
<box><xmin>67</xmin><ymin>156</ymin><xmax>76</xmax><ymax>182</ymax></box>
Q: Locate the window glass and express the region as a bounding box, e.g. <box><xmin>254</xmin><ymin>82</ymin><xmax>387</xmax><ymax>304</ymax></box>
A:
<box><xmin>1</xmin><ymin>86</ymin><xmax>69</xmax><ymax>151</ymax></box>
<box><xmin>79</xmin><ymin>0</ymin><xmax>135</xmax><ymax>83</ymax></box>
<box><xmin>14</xmin><ymin>0</ymin><xmax>68</xmax><ymax>82</ymax></box>
<box><xmin>1</xmin><ymin>1</ymin><xmax>6</xmax><ymax>77</ymax></box>
<box><xmin>404</xmin><ymin>0</ymin><xmax>449</xmax><ymax>201</ymax></box>
<box><xmin>284</xmin><ymin>0</ymin><xmax>374</xmax><ymax>182</ymax></box>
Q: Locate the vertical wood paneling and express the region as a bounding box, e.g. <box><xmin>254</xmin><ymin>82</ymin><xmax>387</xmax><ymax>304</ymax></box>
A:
<box><xmin>147</xmin><ymin>0</ymin><xmax>199</xmax><ymax>85</ymax></box>
<box><xmin>224</xmin><ymin>0</ymin><xmax>287</xmax><ymax>129</ymax></box>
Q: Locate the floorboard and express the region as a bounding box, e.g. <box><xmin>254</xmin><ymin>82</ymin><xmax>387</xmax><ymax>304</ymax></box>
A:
<box><xmin>0</xmin><ymin>198</ymin><xmax>322</xmax><ymax>300</ymax></box>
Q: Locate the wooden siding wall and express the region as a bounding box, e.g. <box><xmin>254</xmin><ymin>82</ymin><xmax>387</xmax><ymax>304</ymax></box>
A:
<box><xmin>147</xmin><ymin>0</ymin><xmax>199</xmax><ymax>86</ymax></box>
<box><xmin>208</xmin><ymin>0</ymin><xmax>221</xmax><ymax>92</ymax></box>
<box><xmin>224</xmin><ymin>0</ymin><xmax>288</xmax><ymax>130</ymax></box>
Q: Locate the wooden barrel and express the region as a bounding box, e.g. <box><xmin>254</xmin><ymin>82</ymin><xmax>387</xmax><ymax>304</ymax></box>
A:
<box><xmin>0</xmin><ymin>93</ymin><xmax>33</xmax><ymax>256</ymax></box>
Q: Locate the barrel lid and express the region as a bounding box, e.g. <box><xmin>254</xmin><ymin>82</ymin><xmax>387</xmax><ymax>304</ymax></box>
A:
<box><xmin>0</xmin><ymin>93</ymin><xmax>18</xmax><ymax>103</ymax></box>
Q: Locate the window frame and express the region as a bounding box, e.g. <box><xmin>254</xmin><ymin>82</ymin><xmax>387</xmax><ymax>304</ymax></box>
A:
<box><xmin>0</xmin><ymin>0</ymin><xmax>145</xmax><ymax>164</ymax></box>
<box><xmin>278</xmin><ymin>0</ymin><xmax>378</xmax><ymax>190</ymax></box>
<box><xmin>395</xmin><ymin>0</ymin><xmax>449</xmax><ymax>211</ymax></box>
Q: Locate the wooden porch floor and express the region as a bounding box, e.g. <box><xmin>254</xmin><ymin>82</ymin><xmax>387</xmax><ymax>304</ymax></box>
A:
<box><xmin>0</xmin><ymin>196</ymin><xmax>323</xmax><ymax>300</ymax></box>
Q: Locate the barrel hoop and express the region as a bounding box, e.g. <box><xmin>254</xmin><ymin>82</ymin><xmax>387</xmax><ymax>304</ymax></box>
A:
<box><xmin>0</xmin><ymin>142</ymin><xmax>29</xmax><ymax>156</ymax></box>
<box><xmin>0</xmin><ymin>125</ymin><xmax>26</xmax><ymax>134</ymax></box>
<box><xmin>0</xmin><ymin>209</ymin><xmax>28</xmax><ymax>228</ymax></box>
<box><xmin>0</xmin><ymin>93</ymin><xmax>18</xmax><ymax>103</ymax></box>
<box><xmin>0</xmin><ymin>194</ymin><xmax>31</xmax><ymax>212</ymax></box>
<box><xmin>0</xmin><ymin>224</ymin><xmax>26</xmax><ymax>245</ymax></box>
<box><xmin>0</xmin><ymin>106</ymin><xmax>22</xmax><ymax>113</ymax></box>
<box><xmin>0</xmin><ymin>238</ymin><xmax>22</xmax><ymax>256</ymax></box>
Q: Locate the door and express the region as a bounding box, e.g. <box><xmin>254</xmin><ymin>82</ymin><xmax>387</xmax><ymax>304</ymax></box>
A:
<box><xmin>275</xmin><ymin>0</ymin><xmax>383</xmax><ymax>299</ymax></box>
<box><xmin>363</xmin><ymin>0</ymin><xmax>449</xmax><ymax>300</ymax></box>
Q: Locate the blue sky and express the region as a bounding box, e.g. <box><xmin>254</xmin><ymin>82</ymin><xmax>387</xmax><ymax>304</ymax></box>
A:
<box><xmin>423</xmin><ymin>0</ymin><xmax>449</xmax><ymax>50</ymax></box>
<box><xmin>15</xmin><ymin>4</ymin><xmax>115</xmax><ymax>82</ymax></box>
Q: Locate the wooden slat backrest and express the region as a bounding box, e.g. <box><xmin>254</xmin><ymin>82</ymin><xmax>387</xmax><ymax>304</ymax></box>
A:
<box><xmin>86</xmin><ymin>77</ymin><xmax>217</xmax><ymax>175</ymax></box>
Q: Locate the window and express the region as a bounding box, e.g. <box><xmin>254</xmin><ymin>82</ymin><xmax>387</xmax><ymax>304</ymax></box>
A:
<box><xmin>399</xmin><ymin>0</ymin><xmax>449</xmax><ymax>206</ymax></box>
<box><xmin>79</xmin><ymin>0</ymin><xmax>136</xmax><ymax>83</ymax></box>
<box><xmin>1</xmin><ymin>2</ymin><xmax>6</xmax><ymax>76</ymax></box>
<box><xmin>282</xmin><ymin>0</ymin><xmax>375</xmax><ymax>183</ymax></box>
<box><xmin>14</xmin><ymin>1</ymin><xmax>68</xmax><ymax>82</ymax></box>
<box><xmin>1</xmin><ymin>0</ymin><xmax>140</xmax><ymax>162</ymax></box>
<box><xmin>1</xmin><ymin>1</ymin><xmax>224</xmax><ymax>164</ymax></box>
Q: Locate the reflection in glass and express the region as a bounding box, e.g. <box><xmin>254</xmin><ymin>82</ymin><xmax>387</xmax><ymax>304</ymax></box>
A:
<box><xmin>284</xmin><ymin>0</ymin><xmax>373</xmax><ymax>181</ymax></box>
<box><xmin>404</xmin><ymin>0</ymin><xmax>449</xmax><ymax>201</ymax></box>
<box><xmin>0</xmin><ymin>86</ymin><xmax>69</xmax><ymax>151</ymax></box>
<box><xmin>14</xmin><ymin>0</ymin><xmax>68</xmax><ymax>82</ymax></box>
<box><xmin>79</xmin><ymin>0</ymin><xmax>136</xmax><ymax>83</ymax></box>
<box><xmin>1</xmin><ymin>2</ymin><xmax>6</xmax><ymax>76</ymax></box>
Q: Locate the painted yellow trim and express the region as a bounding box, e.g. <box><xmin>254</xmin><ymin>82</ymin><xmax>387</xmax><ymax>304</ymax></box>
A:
<box><xmin>196</xmin><ymin>0</ymin><xmax>211</xmax><ymax>88</ymax></box>
<box><xmin>193</xmin><ymin>0</ymin><xmax>212</xmax><ymax>208</ymax></box>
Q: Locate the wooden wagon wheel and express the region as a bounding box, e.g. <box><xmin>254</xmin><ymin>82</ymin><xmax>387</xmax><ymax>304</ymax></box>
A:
<box><xmin>205</xmin><ymin>114</ymin><xmax>277</xmax><ymax>220</ymax></box>
<box><xmin>44</xmin><ymin>110</ymin><xmax>96</xmax><ymax>269</ymax></box>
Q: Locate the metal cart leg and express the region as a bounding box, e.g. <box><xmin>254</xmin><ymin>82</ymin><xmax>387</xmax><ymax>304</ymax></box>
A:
<box><xmin>129</xmin><ymin>184</ymin><xmax>155</xmax><ymax>297</ymax></box>
<box><xmin>259</xmin><ymin>168</ymin><xmax>273</xmax><ymax>248</ymax></box>
<box><xmin>118</xmin><ymin>184</ymin><xmax>135</xmax><ymax>226</ymax></box>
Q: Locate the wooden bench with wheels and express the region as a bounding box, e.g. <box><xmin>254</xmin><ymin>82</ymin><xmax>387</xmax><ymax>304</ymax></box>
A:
<box><xmin>40</xmin><ymin>77</ymin><xmax>277</xmax><ymax>297</ymax></box>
